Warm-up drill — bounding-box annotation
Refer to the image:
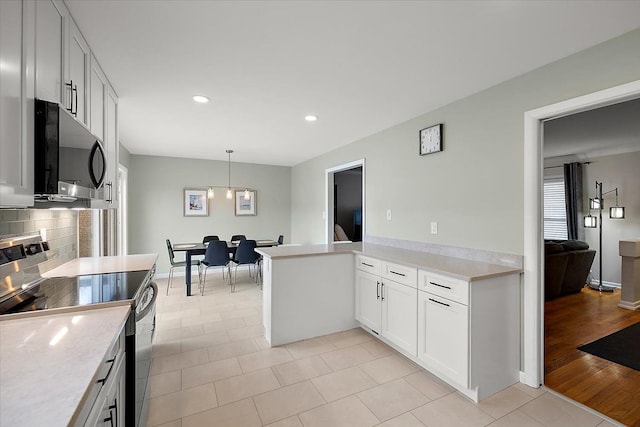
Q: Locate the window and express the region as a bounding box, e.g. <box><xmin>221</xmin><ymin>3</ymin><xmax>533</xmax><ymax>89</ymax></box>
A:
<box><xmin>544</xmin><ymin>179</ymin><xmax>568</xmax><ymax>240</ymax></box>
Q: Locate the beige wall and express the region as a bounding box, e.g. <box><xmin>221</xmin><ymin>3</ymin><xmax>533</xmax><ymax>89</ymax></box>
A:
<box><xmin>128</xmin><ymin>155</ymin><xmax>291</xmax><ymax>274</ymax></box>
<box><xmin>583</xmin><ymin>151</ymin><xmax>640</xmax><ymax>285</ymax></box>
<box><xmin>291</xmin><ymin>28</ymin><xmax>640</xmax><ymax>255</ymax></box>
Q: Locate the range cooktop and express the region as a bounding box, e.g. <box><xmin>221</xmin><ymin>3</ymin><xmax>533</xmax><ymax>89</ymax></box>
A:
<box><xmin>0</xmin><ymin>270</ymin><xmax>151</xmax><ymax>315</ymax></box>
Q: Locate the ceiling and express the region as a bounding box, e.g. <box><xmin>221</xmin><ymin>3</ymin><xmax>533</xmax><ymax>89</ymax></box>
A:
<box><xmin>64</xmin><ymin>1</ymin><xmax>640</xmax><ymax>167</ymax></box>
<box><xmin>544</xmin><ymin>98</ymin><xmax>640</xmax><ymax>159</ymax></box>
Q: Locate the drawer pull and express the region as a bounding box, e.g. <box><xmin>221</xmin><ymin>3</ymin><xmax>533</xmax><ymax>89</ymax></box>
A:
<box><xmin>362</xmin><ymin>262</ymin><xmax>374</xmax><ymax>268</ymax></box>
<box><xmin>429</xmin><ymin>298</ymin><xmax>450</xmax><ymax>307</ymax></box>
<box><xmin>429</xmin><ymin>281</ymin><xmax>451</xmax><ymax>290</ymax></box>
<box><xmin>390</xmin><ymin>270</ymin><xmax>406</xmax><ymax>277</ymax></box>
<box><xmin>97</xmin><ymin>357</ymin><xmax>116</xmax><ymax>385</ymax></box>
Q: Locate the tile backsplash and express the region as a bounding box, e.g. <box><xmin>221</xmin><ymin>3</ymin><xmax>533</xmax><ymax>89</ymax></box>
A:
<box><xmin>0</xmin><ymin>209</ymin><xmax>78</xmax><ymax>271</ymax></box>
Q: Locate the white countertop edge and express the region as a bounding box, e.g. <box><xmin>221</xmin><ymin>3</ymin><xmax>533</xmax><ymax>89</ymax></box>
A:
<box><xmin>257</xmin><ymin>242</ymin><xmax>522</xmax><ymax>282</ymax></box>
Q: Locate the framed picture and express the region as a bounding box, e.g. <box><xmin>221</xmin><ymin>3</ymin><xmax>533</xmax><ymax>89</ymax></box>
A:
<box><xmin>184</xmin><ymin>188</ymin><xmax>208</xmax><ymax>216</ymax></box>
<box><xmin>235</xmin><ymin>190</ymin><xmax>256</xmax><ymax>216</ymax></box>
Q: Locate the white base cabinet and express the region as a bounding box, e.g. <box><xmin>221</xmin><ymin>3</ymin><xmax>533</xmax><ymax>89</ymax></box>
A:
<box><xmin>417</xmin><ymin>270</ymin><xmax>520</xmax><ymax>401</ymax></box>
<box><xmin>355</xmin><ymin>255</ymin><xmax>417</xmax><ymax>357</ymax></box>
<box><xmin>417</xmin><ymin>290</ymin><xmax>468</xmax><ymax>387</ymax></box>
<box><xmin>355</xmin><ymin>254</ymin><xmax>521</xmax><ymax>402</ymax></box>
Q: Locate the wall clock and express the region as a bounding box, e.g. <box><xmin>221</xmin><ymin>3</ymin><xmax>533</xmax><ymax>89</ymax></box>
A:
<box><xmin>419</xmin><ymin>123</ymin><xmax>443</xmax><ymax>155</ymax></box>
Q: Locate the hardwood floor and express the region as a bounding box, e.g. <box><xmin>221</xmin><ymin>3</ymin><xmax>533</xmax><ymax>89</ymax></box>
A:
<box><xmin>545</xmin><ymin>287</ymin><xmax>640</xmax><ymax>427</ymax></box>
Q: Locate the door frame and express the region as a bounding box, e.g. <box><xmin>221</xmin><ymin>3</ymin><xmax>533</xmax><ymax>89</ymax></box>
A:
<box><xmin>522</xmin><ymin>79</ymin><xmax>640</xmax><ymax>387</ymax></box>
<box><xmin>325</xmin><ymin>159</ymin><xmax>365</xmax><ymax>243</ymax></box>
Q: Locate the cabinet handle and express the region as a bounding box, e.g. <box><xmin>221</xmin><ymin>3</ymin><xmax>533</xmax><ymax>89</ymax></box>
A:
<box><xmin>376</xmin><ymin>281</ymin><xmax>380</xmax><ymax>299</ymax></box>
<box><xmin>106</xmin><ymin>181</ymin><xmax>113</xmax><ymax>203</ymax></box>
<box><xmin>362</xmin><ymin>262</ymin><xmax>374</xmax><ymax>268</ymax></box>
<box><xmin>72</xmin><ymin>84</ymin><xmax>78</xmax><ymax>116</ymax></box>
<box><xmin>381</xmin><ymin>283</ymin><xmax>385</xmax><ymax>301</ymax></box>
<box><xmin>104</xmin><ymin>409</ymin><xmax>115</xmax><ymax>427</ymax></box>
<box><xmin>109</xmin><ymin>398</ymin><xmax>118</xmax><ymax>427</ymax></box>
<box><xmin>428</xmin><ymin>297</ymin><xmax>450</xmax><ymax>307</ymax></box>
<box><xmin>429</xmin><ymin>281</ymin><xmax>451</xmax><ymax>290</ymax></box>
<box><xmin>97</xmin><ymin>357</ymin><xmax>116</xmax><ymax>385</ymax></box>
<box><xmin>389</xmin><ymin>270</ymin><xmax>405</xmax><ymax>277</ymax></box>
<box><xmin>65</xmin><ymin>80</ymin><xmax>74</xmax><ymax>113</ymax></box>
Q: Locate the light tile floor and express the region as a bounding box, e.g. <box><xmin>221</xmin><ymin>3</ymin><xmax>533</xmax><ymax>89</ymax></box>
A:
<box><xmin>147</xmin><ymin>274</ymin><xmax>621</xmax><ymax>427</ymax></box>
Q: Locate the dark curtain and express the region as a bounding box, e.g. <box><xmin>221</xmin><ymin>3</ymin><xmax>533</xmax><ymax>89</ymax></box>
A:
<box><xmin>563</xmin><ymin>162</ymin><xmax>582</xmax><ymax>240</ymax></box>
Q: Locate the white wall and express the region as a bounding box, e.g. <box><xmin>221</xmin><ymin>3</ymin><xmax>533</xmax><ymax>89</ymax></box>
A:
<box><xmin>291</xmin><ymin>28</ymin><xmax>640</xmax><ymax>255</ymax></box>
<box><xmin>128</xmin><ymin>155</ymin><xmax>291</xmax><ymax>274</ymax></box>
<box><xmin>583</xmin><ymin>151</ymin><xmax>640</xmax><ymax>285</ymax></box>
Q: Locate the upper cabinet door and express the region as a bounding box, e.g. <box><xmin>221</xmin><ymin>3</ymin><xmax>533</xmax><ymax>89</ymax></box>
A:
<box><xmin>0</xmin><ymin>0</ymin><xmax>34</xmax><ymax>207</ymax></box>
<box><xmin>90</xmin><ymin>53</ymin><xmax>107</xmax><ymax>141</ymax></box>
<box><xmin>35</xmin><ymin>0</ymin><xmax>67</xmax><ymax>104</ymax></box>
<box><xmin>67</xmin><ymin>19</ymin><xmax>90</xmax><ymax>126</ymax></box>
<box><xmin>105</xmin><ymin>85</ymin><xmax>119</xmax><ymax>204</ymax></box>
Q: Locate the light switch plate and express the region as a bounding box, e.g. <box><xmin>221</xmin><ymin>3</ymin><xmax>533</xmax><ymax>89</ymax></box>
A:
<box><xmin>430</xmin><ymin>221</ymin><xmax>438</xmax><ymax>234</ymax></box>
<box><xmin>386</xmin><ymin>209</ymin><xmax>392</xmax><ymax>220</ymax></box>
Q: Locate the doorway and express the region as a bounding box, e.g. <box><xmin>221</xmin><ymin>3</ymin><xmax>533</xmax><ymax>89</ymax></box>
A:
<box><xmin>325</xmin><ymin>160</ymin><xmax>365</xmax><ymax>244</ymax></box>
<box><xmin>523</xmin><ymin>79</ymin><xmax>640</xmax><ymax>389</ymax></box>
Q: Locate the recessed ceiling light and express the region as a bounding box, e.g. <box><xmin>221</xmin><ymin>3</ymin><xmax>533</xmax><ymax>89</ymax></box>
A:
<box><xmin>192</xmin><ymin>95</ymin><xmax>210</xmax><ymax>103</ymax></box>
<box><xmin>305</xmin><ymin>115</ymin><xmax>318</xmax><ymax>122</ymax></box>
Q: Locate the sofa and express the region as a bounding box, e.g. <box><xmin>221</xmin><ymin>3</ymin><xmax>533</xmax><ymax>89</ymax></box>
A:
<box><xmin>545</xmin><ymin>240</ymin><xmax>596</xmax><ymax>300</ymax></box>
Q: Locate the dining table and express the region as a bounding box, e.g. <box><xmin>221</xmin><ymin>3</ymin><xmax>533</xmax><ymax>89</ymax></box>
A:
<box><xmin>172</xmin><ymin>240</ymin><xmax>279</xmax><ymax>296</ymax></box>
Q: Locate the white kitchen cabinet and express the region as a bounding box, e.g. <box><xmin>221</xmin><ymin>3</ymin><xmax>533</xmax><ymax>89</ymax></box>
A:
<box><xmin>355</xmin><ymin>269</ymin><xmax>381</xmax><ymax>332</ymax></box>
<box><xmin>381</xmin><ymin>278</ymin><xmax>417</xmax><ymax>356</ymax></box>
<box><xmin>417</xmin><ymin>269</ymin><xmax>520</xmax><ymax>401</ymax></box>
<box><xmin>78</xmin><ymin>330</ymin><xmax>126</xmax><ymax>427</ymax></box>
<box><xmin>417</xmin><ymin>290</ymin><xmax>468</xmax><ymax>387</ymax></box>
<box><xmin>35</xmin><ymin>0</ymin><xmax>67</xmax><ymax>104</ymax></box>
<box><xmin>104</xmin><ymin>84</ymin><xmax>119</xmax><ymax>205</ymax></box>
<box><xmin>67</xmin><ymin>18</ymin><xmax>91</xmax><ymax>126</ymax></box>
<box><xmin>0</xmin><ymin>0</ymin><xmax>34</xmax><ymax>207</ymax></box>
<box><xmin>89</xmin><ymin>53</ymin><xmax>106</xmax><ymax>142</ymax></box>
<box><xmin>355</xmin><ymin>256</ymin><xmax>417</xmax><ymax>356</ymax></box>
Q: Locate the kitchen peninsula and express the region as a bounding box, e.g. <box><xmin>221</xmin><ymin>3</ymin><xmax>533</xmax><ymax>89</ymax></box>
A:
<box><xmin>256</xmin><ymin>242</ymin><xmax>523</xmax><ymax>402</ymax></box>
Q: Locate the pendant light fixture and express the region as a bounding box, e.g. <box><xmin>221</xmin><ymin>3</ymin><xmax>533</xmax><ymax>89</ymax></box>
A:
<box><xmin>226</xmin><ymin>149</ymin><xmax>234</xmax><ymax>199</ymax></box>
<box><xmin>244</xmin><ymin>188</ymin><xmax>250</xmax><ymax>200</ymax></box>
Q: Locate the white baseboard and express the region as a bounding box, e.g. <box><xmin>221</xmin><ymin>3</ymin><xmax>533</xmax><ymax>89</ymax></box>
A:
<box><xmin>588</xmin><ymin>279</ymin><xmax>621</xmax><ymax>289</ymax></box>
<box><xmin>618</xmin><ymin>300</ymin><xmax>640</xmax><ymax>310</ymax></box>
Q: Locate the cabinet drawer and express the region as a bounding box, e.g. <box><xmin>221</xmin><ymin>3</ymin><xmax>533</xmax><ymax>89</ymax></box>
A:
<box><xmin>418</xmin><ymin>270</ymin><xmax>469</xmax><ymax>305</ymax></box>
<box><xmin>356</xmin><ymin>255</ymin><xmax>381</xmax><ymax>275</ymax></box>
<box><xmin>382</xmin><ymin>261</ymin><xmax>417</xmax><ymax>288</ymax></box>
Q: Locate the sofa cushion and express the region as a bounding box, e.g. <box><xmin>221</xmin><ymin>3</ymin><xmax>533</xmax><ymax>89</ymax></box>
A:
<box><xmin>561</xmin><ymin>240</ymin><xmax>590</xmax><ymax>251</ymax></box>
<box><xmin>545</xmin><ymin>242</ymin><xmax>565</xmax><ymax>255</ymax></box>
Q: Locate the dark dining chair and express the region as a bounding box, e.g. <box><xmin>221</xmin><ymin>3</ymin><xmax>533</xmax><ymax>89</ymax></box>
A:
<box><xmin>277</xmin><ymin>235</ymin><xmax>284</xmax><ymax>245</ymax></box>
<box><xmin>230</xmin><ymin>239</ymin><xmax>259</xmax><ymax>292</ymax></box>
<box><xmin>203</xmin><ymin>235</ymin><xmax>220</xmax><ymax>243</ymax></box>
<box><xmin>230</xmin><ymin>234</ymin><xmax>246</xmax><ymax>242</ymax></box>
<box><xmin>199</xmin><ymin>240</ymin><xmax>231</xmax><ymax>295</ymax></box>
<box><xmin>165</xmin><ymin>239</ymin><xmax>200</xmax><ymax>295</ymax></box>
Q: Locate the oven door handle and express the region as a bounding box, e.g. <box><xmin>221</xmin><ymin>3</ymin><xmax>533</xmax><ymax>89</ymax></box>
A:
<box><xmin>135</xmin><ymin>282</ymin><xmax>157</xmax><ymax>321</ymax></box>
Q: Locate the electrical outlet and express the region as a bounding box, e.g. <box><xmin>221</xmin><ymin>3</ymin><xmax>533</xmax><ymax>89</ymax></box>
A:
<box><xmin>322</xmin><ymin>211</ymin><xmax>326</xmax><ymax>220</ymax></box>
<box><xmin>386</xmin><ymin>209</ymin><xmax>392</xmax><ymax>220</ymax></box>
<box><xmin>430</xmin><ymin>221</ymin><xmax>438</xmax><ymax>235</ymax></box>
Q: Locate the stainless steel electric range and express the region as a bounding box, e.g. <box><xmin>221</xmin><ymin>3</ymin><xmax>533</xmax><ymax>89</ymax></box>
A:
<box><xmin>0</xmin><ymin>234</ymin><xmax>157</xmax><ymax>427</ymax></box>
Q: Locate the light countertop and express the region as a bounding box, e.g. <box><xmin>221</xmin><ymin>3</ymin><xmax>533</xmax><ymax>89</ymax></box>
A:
<box><xmin>0</xmin><ymin>305</ymin><xmax>131</xmax><ymax>427</ymax></box>
<box><xmin>257</xmin><ymin>242</ymin><xmax>522</xmax><ymax>281</ymax></box>
<box><xmin>42</xmin><ymin>253</ymin><xmax>158</xmax><ymax>277</ymax></box>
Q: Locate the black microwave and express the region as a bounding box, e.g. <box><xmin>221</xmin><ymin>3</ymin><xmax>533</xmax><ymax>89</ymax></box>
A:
<box><xmin>34</xmin><ymin>99</ymin><xmax>107</xmax><ymax>203</ymax></box>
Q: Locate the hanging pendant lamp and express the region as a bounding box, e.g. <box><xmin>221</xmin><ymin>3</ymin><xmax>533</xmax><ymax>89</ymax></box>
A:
<box><xmin>226</xmin><ymin>149</ymin><xmax>234</xmax><ymax>199</ymax></box>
